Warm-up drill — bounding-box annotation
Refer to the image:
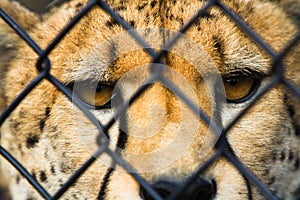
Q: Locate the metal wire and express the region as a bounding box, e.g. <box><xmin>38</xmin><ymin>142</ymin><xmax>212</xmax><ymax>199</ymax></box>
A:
<box><xmin>0</xmin><ymin>0</ymin><xmax>299</xmax><ymax>199</ymax></box>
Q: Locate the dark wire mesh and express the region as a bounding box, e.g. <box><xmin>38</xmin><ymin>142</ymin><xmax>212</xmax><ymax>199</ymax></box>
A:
<box><xmin>0</xmin><ymin>0</ymin><xmax>300</xmax><ymax>199</ymax></box>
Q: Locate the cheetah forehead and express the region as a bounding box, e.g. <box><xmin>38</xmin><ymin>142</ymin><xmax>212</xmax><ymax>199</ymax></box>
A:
<box><xmin>42</xmin><ymin>0</ymin><xmax>294</xmax><ymax>84</ymax></box>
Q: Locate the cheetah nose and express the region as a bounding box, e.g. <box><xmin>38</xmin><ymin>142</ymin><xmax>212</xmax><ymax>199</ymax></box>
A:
<box><xmin>140</xmin><ymin>178</ymin><xmax>216</xmax><ymax>200</ymax></box>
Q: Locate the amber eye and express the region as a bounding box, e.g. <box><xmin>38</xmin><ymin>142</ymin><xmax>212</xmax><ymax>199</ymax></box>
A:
<box><xmin>223</xmin><ymin>77</ymin><xmax>259</xmax><ymax>103</ymax></box>
<box><xmin>71</xmin><ymin>80</ymin><xmax>114</xmax><ymax>109</ymax></box>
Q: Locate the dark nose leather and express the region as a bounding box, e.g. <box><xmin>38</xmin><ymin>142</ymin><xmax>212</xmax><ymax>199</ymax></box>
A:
<box><xmin>140</xmin><ymin>177</ymin><xmax>216</xmax><ymax>200</ymax></box>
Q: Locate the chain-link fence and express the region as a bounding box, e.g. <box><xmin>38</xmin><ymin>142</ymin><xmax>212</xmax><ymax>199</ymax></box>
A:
<box><xmin>0</xmin><ymin>0</ymin><xmax>300</xmax><ymax>199</ymax></box>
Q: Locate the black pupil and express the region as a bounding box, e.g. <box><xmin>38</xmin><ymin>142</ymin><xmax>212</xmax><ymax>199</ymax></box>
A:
<box><xmin>96</xmin><ymin>84</ymin><xmax>103</xmax><ymax>92</ymax></box>
<box><xmin>226</xmin><ymin>77</ymin><xmax>238</xmax><ymax>86</ymax></box>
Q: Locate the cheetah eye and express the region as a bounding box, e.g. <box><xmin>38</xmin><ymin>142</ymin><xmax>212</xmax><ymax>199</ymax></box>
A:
<box><xmin>223</xmin><ymin>77</ymin><xmax>260</xmax><ymax>103</ymax></box>
<box><xmin>69</xmin><ymin>80</ymin><xmax>115</xmax><ymax>109</ymax></box>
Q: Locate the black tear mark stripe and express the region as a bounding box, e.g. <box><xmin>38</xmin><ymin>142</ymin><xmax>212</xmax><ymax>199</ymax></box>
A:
<box><xmin>98</xmin><ymin>94</ymin><xmax>129</xmax><ymax>199</ymax></box>
<box><xmin>116</xmin><ymin>129</ymin><xmax>128</xmax><ymax>150</ymax></box>
<box><xmin>98</xmin><ymin>167</ymin><xmax>114</xmax><ymax>200</ymax></box>
<box><xmin>115</xmin><ymin>89</ymin><xmax>129</xmax><ymax>151</ymax></box>
<box><xmin>98</xmin><ymin>130</ymin><xmax>129</xmax><ymax>198</ymax></box>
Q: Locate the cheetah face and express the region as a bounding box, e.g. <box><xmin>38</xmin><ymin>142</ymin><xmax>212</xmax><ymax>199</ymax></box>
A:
<box><xmin>1</xmin><ymin>0</ymin><xmax>300</xmax><ymax>199</ymax></box>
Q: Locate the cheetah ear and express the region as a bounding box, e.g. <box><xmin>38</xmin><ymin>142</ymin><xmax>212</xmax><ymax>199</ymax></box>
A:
<box><xmin>0</xmin><ymin>0</ymin><xmax>41</xmax><ymax>112</ymax></box>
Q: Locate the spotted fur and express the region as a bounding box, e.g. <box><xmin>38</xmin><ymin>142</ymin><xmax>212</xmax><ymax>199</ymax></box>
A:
<box><xmin>0</xmin><ymin>0</ymin><xmax>300</xmax><ymax>199</ymax></box>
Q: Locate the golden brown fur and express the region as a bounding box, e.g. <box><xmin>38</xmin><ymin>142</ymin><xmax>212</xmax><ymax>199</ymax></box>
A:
<box><xmin>1</xmin><ymin>0</ymin><xmax>300</xmax><ymax>199</ymax></box>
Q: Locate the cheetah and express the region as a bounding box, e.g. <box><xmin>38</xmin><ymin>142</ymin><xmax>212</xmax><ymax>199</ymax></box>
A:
<box><xmin>1</xmin><ymin>0</ymin><xmax>300</xmax><ymax>199</ymax></box>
